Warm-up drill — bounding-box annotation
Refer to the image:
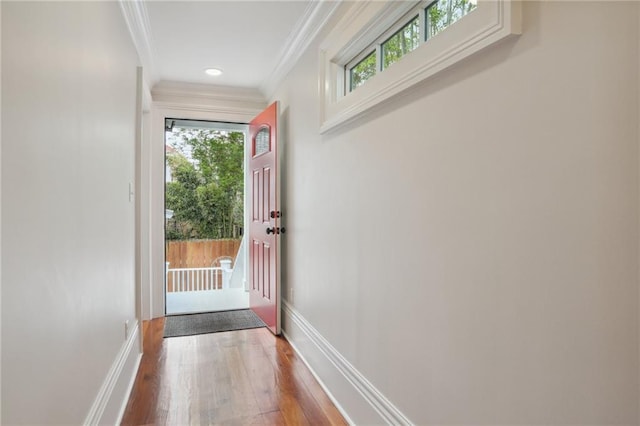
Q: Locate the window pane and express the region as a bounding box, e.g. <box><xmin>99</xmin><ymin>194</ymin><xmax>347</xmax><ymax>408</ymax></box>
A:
<box><xmin>350</xmin><ymin>51</ymin><xmax>376</xmax><ymax>91</ymax></box>
<box><xmin>382</xmin><ymin>15</ymin><xmax>420</xmax><ymax>70</ymax></box>
<box><xmin>254</xmin><ymin>127</ymin><xmax>270</xmax><ymax>156</ymax></box>
<box><xmin>426</xmin><ymin>0</ymin><xmax>477</xmax><ymax>40</ymax></box>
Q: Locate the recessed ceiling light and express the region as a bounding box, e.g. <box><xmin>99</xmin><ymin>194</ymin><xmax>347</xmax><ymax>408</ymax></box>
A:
<box><xmin>205</xmin><ymin>68</ymin><xmax>223</xmax><ymax>76</ymax></box>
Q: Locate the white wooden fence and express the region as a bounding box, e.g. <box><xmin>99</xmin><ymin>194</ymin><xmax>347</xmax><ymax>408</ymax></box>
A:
<box><xmin>166</xmin><ymin>260</ymin><xmax>232</xmax><ymax>292</ymax></box>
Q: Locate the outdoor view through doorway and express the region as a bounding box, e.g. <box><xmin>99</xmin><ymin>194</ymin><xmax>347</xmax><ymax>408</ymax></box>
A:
<box><xmin>164</xmin><ymin>119</ymin><xmax>249</xmax><ymax>315</ymax></box>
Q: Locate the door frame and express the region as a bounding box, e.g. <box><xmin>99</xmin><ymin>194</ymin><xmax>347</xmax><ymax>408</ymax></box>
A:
<box><xmin>147</xmin><ymin>103</ymin><xmax>264</xmax><ymax>320</ymax></box>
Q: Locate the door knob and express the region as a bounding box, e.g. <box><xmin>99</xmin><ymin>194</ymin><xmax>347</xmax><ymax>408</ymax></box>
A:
<box><xmin>266</xmin><ymin>227</ymin><xmax>285</xmax><ymax>235</ymax></box>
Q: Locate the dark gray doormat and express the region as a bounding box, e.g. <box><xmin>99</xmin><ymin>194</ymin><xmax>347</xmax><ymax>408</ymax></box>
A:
<box><xmin>164</xmin><ymin>309</ymin><xmax>266</xmax><ymax>338</ymax></box>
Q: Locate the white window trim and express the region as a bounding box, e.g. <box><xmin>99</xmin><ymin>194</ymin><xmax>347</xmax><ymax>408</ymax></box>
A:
<box><xmin>319</xmin><ymin>0</ymin><xmax>522</xmax><ymax>134</ymax></box>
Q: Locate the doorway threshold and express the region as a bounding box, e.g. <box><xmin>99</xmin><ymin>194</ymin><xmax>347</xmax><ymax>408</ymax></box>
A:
<box><xmin>166</xmin><ymin>288</ymin><xmax>249</xmax><ymax>315</ymax></box>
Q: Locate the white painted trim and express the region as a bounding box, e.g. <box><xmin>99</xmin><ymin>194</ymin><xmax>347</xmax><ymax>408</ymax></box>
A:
<box><xmin>282</xmin><ymin>329</ymin><xmax>355</xmax><ymax>426</ymax></box>
<box><xmin>135</xmin><ymin>66</ymin><xmax>145</xmax><ymax>353</ymax></box>
<box><xmin>150</xmin><ymin>102</ymin><xmax>263</xmax><ymax>319</ymax></box>
<box><xmin>151</xmin><ymin>81</ymin><xmax>266</xmax><ymax>120</ymax></box>
<box><xmin>0</xmin><ymin>2</ymin><xmax>3</xmax><ymax>421</ymax></box>
<box><xmin>142</xmin><ymin>79</ymin><xmax>153</xmax><ymax>113</ymax></box>
<box><xmin>153</xmin><ymin>81</ymin><xmax>266</xmax><ymax>105</ymax></box>
<box><xmin>141</xmin><ymin>110</ymin><xmax>153</xmax><ymax>322</ymax></box>
<box><xmin>282</xmin><ymin>301</ymin><xmax>413</xmax><ymax>426</ymax></box>
<box><xmin>83</xmin><ymin>321</ymin><xmax>141</xmax><ymax>426</ymax></box>
<box><xmin>319</xmin><ymin>0</ymin><xmax>522</xmax><ymax>134</ymax></box>
<box><xmin>153</xmin><ymin>102</ymin><xmax>263</xmax><ymax>118</ymax></box>
<box><xmin>118</xmin><ymin>0</ymin><xmax>158</xmax><ymax>85</ymax></box>
<box><xmin>637</xmin><ymin>4</ymin><xmax>640</xmax><ymax>418</ymax></box>
<box><xmin>260</xmin><ymin>0</ymin><xmax>343</xmax><ymax>99</ymax></box>
<box><xmin>115</xmin><ymin>352</ymin><xmax>143</xmax><ymax>424</ymax></box>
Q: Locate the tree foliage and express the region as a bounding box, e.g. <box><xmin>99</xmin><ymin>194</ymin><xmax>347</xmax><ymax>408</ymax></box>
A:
<box><xmin>351</xmin><ymin>51</ymin><xmax>377</xmax><ymax>90</ymax></box>
<box><xmin>427</xmin><ymin>0</ymin><xmax>476</xmax><ymax>39</ymax></box>
<box><xmin>382</xmin><ymin>16</ymin><xmax>420</xmax><ymax>70</ymax></box>
<box><xmin>165</xmin><ymin>128</ymin><xmax>244</xmax><ymax>240</ymax></box>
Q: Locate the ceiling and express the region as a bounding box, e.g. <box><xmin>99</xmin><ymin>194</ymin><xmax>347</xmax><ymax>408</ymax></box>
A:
<box><xmin>134</xmin><ymin>1</ymin><xmax>323</xmax><ymax>93</ymax></box>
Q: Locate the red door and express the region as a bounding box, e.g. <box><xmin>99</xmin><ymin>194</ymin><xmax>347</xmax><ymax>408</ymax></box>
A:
<box><xmin>249</xmin><ymin>102</ymin><xmax>281</xmax><ymax>335</ymax></box>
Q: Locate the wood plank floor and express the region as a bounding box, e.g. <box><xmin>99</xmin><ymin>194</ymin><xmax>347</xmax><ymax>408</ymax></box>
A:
<box><xmin>121</xmin><ymin>318</ymin><xmax>347</xmax><ymax>426</ymax></box>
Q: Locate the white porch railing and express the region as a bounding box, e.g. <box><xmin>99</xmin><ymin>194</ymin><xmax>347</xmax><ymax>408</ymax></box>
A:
<box><xmin>166</xmin><ymin>260</ymin><xmax>233</xmax><ymax>293</ymax></box>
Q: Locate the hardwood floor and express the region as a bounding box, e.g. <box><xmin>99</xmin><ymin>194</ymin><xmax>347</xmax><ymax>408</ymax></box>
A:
<box><xmin>121</xmin><ymin>318</ymin><xmax>347</xmax><ymax>425</ymax></box>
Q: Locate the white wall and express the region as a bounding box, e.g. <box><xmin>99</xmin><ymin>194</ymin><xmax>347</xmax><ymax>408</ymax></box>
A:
<box><xmin>276</xmin><ymin>1</ymin><xmax>639</xmax><ymax>424</ymax></box>
<box><xmin>2</xmin><ymin>2</ymin><xmax>139</xmax><ymax>424</ymax></box>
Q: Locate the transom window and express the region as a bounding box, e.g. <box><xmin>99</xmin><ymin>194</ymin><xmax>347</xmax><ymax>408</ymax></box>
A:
<box><xmin>347</xmin><ymin>0</ymin><xmax>477</xmax><ymax>92</ymax></box>
<box><xmin>319</xmin><ymin>0</ymin><xmax>521</xmax><ymax>133</ymax></box>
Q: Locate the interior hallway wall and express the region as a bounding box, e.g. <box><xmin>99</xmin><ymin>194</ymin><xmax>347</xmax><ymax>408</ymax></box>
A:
<box><xmin>274</xmin><ymin>1</ymin><xmax>640</xmax><ymax>423</ymax></box>
<box><xmin>1</xmin><ymin>2</ymin><xmax>139</xmax><ymax>423</ymax></box>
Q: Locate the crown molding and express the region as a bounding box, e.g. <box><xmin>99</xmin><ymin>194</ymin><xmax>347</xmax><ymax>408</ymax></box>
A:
<box><xmin>119</xmin><ymin>0</ymin><xmax>158</xmax><ymax>85</ymax></box>
<box><xmin>260</xmin><ymin>0</ymin><xmax>343</xmax><ymax>100</ymax></box>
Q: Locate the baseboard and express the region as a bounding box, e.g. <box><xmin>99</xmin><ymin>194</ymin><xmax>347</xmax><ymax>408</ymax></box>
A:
<box><xmin>114</xmin><ymin>350</ymin><xmax>143</xmax><ymax>424</ymax></box>
<box><xmin>282</xmin><ymin>301</ymin><xmax>412</xmax><ymax>426</ymax></box>
<box><xmin>84</xmin><ymin>321</ymin><xmax>142</xmax><ymax>426</ymax></box>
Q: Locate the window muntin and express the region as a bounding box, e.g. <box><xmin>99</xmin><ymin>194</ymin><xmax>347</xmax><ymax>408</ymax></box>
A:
<box><xmin>347</xmin><ymin>0</ymin><xmax>477</xmax><ymax>92</ymax></box>
<box><xmin>382</xmin><ymin>15</ymin><xmax>420</xmax><ymax>70</ymax></box>
<box><xmin>349</xmin><ymin>50</ymin><xmax>377</xmax><ymax>91</ymax></box>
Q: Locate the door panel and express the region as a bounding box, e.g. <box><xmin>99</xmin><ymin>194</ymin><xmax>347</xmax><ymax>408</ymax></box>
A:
<box><xmin>249</xmin><ymin>102</ymin><xmax>280</xmax><ymax>335</ymax></box>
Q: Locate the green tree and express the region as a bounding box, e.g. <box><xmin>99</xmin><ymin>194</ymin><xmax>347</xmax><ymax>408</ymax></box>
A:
<box><xmin>351</xmin><ymin>51</ymin><xmax>377</xmax><ymax>90</ymax></box>
<box><xmin>427</xmin><ymin>0</ymin><xmax>476</xmax><ymax>39</ymax></box>
<box><xmin>165</xmin><ymin>129</ymin><xmax>244</xmax><ymax>240</ymax></box>
<box><xmin>382</xmin><ymin>16</ymin><xmax>420</xmax><ymax>70</ymax></box>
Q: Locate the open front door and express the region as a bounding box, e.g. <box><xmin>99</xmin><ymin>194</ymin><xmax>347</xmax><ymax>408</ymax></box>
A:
<box><xmin>248</xmin><ymin>102</ymin><xmax>281</xmax><ymax>335</ymax></box>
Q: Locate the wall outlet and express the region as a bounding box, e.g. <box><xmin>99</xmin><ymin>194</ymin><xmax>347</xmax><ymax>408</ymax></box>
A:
<box><xmin>124</xmin><ymin>320</ymin><xmax>130</xmax><ymax>340</ymax></box>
